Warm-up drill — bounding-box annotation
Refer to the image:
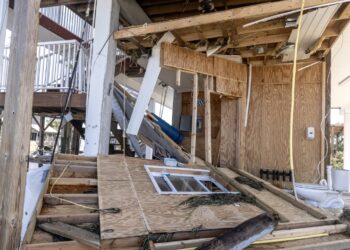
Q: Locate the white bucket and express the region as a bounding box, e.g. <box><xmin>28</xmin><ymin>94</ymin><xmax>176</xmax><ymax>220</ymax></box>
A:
<box><xmin>332</xmin><ymin>168</ymin><xmax>350</xmax><ymax>192</ymax></box>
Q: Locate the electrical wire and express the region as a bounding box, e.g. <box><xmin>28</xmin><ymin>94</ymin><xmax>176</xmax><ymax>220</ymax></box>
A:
<box><xmin>312</xmin><ymin>33</ymin><xmax>344</xmax><ymax>182</ymax></box>
<box><xmin>289</xmin><ymin>0</ymin><xmax>306</xmax><ymax>200</ymax></box>
<box><xmin>50</xmin><ymin>0</ymin><xmax>93</xmax><ymax>163</ymax></box>
<box><xmin>49</xmin><ymin>161</ymin><xmax>120</xmax><ymax>214</ymax></box>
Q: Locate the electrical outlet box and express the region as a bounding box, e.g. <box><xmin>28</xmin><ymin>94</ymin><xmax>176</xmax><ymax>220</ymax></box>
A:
<box><xmin>306</xmin><ymin>127</ymin><xmax>315</xmax><ymax>140</ymax></box>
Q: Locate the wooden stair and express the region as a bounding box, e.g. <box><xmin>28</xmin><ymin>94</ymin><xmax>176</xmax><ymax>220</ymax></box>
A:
<box><xmin>23</xmin><ymin>154</ymin><xmax>101</xmax><ymax>250</ymax></box>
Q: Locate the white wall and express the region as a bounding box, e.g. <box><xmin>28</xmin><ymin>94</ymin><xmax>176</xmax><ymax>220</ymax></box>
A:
<box><xmin>331</xmin><ymin>24</ymin><xmax>350</xmax><ymax>109</ymax></box>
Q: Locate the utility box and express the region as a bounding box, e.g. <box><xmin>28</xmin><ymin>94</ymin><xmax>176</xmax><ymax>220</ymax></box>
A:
<box><xmin>306</xmin><ymin>127</ymin><xmax>315</xmax><ymax>140</ymax></box>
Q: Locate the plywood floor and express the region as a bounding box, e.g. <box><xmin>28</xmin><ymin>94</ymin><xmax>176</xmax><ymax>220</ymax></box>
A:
<box><xmin>97</xmin><ymin>155</ymin><xmax>264</xmax><ymax>247</ymax></box>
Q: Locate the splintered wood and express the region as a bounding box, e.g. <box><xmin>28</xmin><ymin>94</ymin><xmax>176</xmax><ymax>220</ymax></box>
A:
<box><xmin>97</xmin><ymin>155</ymin><xmax>264</xmax><ymax>248</ymax></box>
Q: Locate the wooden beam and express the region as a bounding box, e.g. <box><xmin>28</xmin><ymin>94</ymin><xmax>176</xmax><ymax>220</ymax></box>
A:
<box><xmin>204</xmin><ymin>76</ymin><xmax>212</xmax><ymax>164</ymax></box>
<box><xmin>36</xmin><ymin>213</ymin><xmax>99</xmax><ymax>224</ymax></box>
<box><xmin>204</xmin><ymin>164</ymin><xmax>290</xmax><ymax>222</ymax></box>
<box><xmin>114</xmin><ymin>0</ymin><xmax>341</xmax><ymax>39</ymax></box>
<box><xmin>0</xmin><ymin>0</ymin><xmax>41</xmax><ymax>248</ymax></box>
<box><xmin>0</xmin><ymin>93</ymin><xmax>86</xmax><ymax>109</ymax></box>
<box><xmin>190</xmin><ymin>74</ymin><xmax>198</xmax><ymax>164</ymax></box>
<box><xmin>320</xmin><ymin>62</ymin><xmax>326</xmax><ymax>179</ymax></box>
<box><xmin>49</xmin><ymin>178</ymin><xmax>98</xmax><ymax>186</ymax></box>
<box><xmin>40</xmin><ymin>0</ymin><xmax>88</xmax><ymax>7</ymax></box>
<box><xmin>43</xmin><ymin>194</ymin><xmax>98</xmax><ymax>205</ymax></box>
<box><xmin>234</xmin><ymin>169</ymin><xmax>328</xmax><ymax>219</ymax></box>
<box><xmin>39</xmin><ymin>222</ymin><xmax>100</xmax><ymax>248</ymax></box>
<box><xmin>198</xmin><ymin>213</ymin><xmax>275</xmax><ymax>250</ymax></box>
<box><xmin>126</xmin><ymin>32</ymin><xmax>175</xmax><ymax>136</ymax></box>
<box><xmin>23</xmin><ymin>241</ymin><xmax>97</xmax><ymax>250</ymax></box>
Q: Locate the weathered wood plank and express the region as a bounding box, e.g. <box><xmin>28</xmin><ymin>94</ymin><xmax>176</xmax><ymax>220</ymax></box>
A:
<box><xmin>39</xmin><ymin>222</ymin><xmax>100</xmax><ymax>248</ymax></box>
<box><xmin>0</xmin><ymin>0</ymin><xmax>41</xmax><ymax>248</ymax></box>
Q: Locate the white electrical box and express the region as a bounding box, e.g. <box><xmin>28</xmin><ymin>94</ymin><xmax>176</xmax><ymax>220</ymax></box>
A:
<box><xmin>306</xmin><ymin>127</ymin><xmax>315</xmax><ymax>140</ymax></box>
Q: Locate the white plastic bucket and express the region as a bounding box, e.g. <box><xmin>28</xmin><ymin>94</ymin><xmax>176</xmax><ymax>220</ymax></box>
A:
<box><xmin>332</xmin><ymin>168</ymin><xmax>350</xmax><ymax>192</ymax></box>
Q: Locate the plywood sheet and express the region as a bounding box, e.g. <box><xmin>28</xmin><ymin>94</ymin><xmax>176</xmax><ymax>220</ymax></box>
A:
<box><xmin>98</xmin><ymin>155</ymin><xmax>264</xmax><ymax>242</ymax></box>
<box><xmin>244</xmin><ymin>64</ymin><xmax>323</xmax><ymax>187</ymax></box>
<box><xmin>160</xmin><ymin>43</ymin><xmax>247</xmax><ymax>82</ymax></box>
<box><xmin>219</xmin><ymin>98</ymin><xmax>238</xmax><ymax>169</ymax></box>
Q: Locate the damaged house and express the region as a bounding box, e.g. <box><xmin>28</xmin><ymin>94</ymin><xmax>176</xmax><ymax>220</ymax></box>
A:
<box><xmin>0</xmin><ymin>0</ymin><xmax>350</xmax><ymax>249</ymax></box>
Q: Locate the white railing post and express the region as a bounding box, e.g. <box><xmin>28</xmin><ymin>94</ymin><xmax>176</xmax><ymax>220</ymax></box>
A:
<box><xmin>1</xmin><ymin>40</ymin><xmax>91</xmax><ymax>93</ymax></box>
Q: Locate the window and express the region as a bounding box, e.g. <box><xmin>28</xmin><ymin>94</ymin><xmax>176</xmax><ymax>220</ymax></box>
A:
<box><xmin>145</xmin><ymin>165</ymin><xmax>230</xmax><ymax>195</ymax></box>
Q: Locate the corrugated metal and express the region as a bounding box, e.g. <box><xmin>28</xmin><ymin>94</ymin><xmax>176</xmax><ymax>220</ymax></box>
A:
<box><xmin>282</xmin><ymin>4</ymin><xmax>340</xmax><ymax>62</ymax></box>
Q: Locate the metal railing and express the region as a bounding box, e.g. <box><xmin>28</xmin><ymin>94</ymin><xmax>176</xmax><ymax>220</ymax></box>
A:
<box><xmin>0</xmin><ymin>40</ymin><xmax>90</xmax><ymax>93</ymax></box>
<box><xmin>40</xmin><ymin>6</ymin><xmax>93</xmax><ymax>40</ymax></box>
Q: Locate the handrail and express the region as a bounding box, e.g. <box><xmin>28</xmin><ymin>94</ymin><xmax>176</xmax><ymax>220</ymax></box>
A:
<box><xmin>40</xmin><ymin>6</ymin><xmax>93</xmax><ymax>40</ymax></box>
<box><xmin>0</xmin><ymin>40</ymin><xmax>90</xmax><ymax>93</ymax></box>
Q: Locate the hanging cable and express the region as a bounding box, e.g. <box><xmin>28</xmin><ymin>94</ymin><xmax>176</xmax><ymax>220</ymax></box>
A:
<box><xmin>50</xmin><ymin>0</ymin><xmax>93</xmax><ymax>163</ymax></box>
<box><xmin>289</xmin><ymin>0</ymin><xmax>306</xmax><ymax>200</ymax></box>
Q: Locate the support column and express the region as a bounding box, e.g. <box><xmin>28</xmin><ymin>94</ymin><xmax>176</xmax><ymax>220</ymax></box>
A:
<box><xmin>85</xmin><ymin>0</ymin><xmax>120</xmax><ymax>156</ymax></box>
<box><xmin>0</xmin><ymin>0</ymin><xmax>41</xmax><ymax>248</ymax></box>
<box><xmin>126</xmin><ymin>32</ymin><xmax>175</xmax><ymax>135</ymax></box>
<box><xmin>344</xmin><ymin>107</ymin><xmax>350</xmax><ymax>170</ymax></box>
<box><xmin>38</xmin><ymin>116</ymin><xmax>45</xmax><ymax>155</ymax></box>
<box><xmin>190</xmin><ymin>73</ymin><xmax>198</xmax><ymax>164</ymax></box>
<box><xmin>71</xmin><ymin>128</ymin><xmax>80</xmax><ymax>155</ymax></box>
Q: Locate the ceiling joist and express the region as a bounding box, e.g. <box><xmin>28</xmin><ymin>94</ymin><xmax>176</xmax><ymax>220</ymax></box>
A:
<box><xmin>114</xmin><ymin>0</ymin><xmax>343</xmax><ymax>40</ymax></box>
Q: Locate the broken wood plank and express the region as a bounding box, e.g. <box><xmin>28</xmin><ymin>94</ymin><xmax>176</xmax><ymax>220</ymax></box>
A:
<box><xmin>198</xmin><ymin>213</ymin><xmax>275</xmax><ymax>250</ymax></box>
<box><xmin>43</xmin><ymin>194</ymin><xmax>98</xmax><ymax>205</ymax></box>
<box><xmin>287</xmin><ymin>239</ymin><xmax>350</xmax><ymax>250</ymax></box>
<box><xmin>39</xmin><ymin>222</ymin><xmax>100</xmax><ymax>249</ymax></box>
<box><xmin>234</xmin><ymin>169</ymin><xmax>328</xmax><ymax>219</ymax></box>
<box><xmin>260</xmin><ymin>224</ymin><xmax>347</xmax><ymax>242</ymax></box>
<box><xmin>23</xmin><ymin>241</ymin><xmax>97</xmax><ymax>250</ymax></box>
<box><xmin>37</xmin><ymin>213</ymin><xmax>99</xmax><ymax>224</ymax></box>
<box><xmin>49</xmin><ymin>178</ymin><xmax>98</xmax><ymax>186</ymax></box>
<box><xmin>55</xmin><ymin>154</ymin><xmax>97</xmax><ymax>162</ymax></box>
<box><xmin>54</xmin><ymin>159</ymin><xmax>97</xmax><ymax>167</ymax></box>
<box><xmin>205</xmin><ymin>163</ymin><xmax>290</xmax><ymax>222</ymax></box>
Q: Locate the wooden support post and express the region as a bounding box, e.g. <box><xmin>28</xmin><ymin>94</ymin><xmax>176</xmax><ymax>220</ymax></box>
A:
<box><xmin>190</xmin><ymin>73</ymin><xmax>198</xmax><ymax>164</ymax></box>
<box><xmin>85</xmin><ymin>0</ymin><xmax>120</xmax><ymax>156</ymax></box>
<box><xmin>126</xmin><ymin>32</ymin><xmax>175</xmax><ymax>136</ymax></box>
<box><xmin>71</xmin><ymin>128</ymin><xmax>80</xmax><ymax>155</ymax></box>
<box><xmin>0</xmin><ymin>0</ymin><xmax>41</xmax><ymax>248</ymax></box>
<box><xmin>39</xmin><ymin>116</ymin><xmax>45</xmax><ymax>155</ymax></box>
<box><xmin>320</xmin><ymin>62</ymin><xmax>326</xmax><ymax>179</ymax></box>
<box><xmin>204</xmin><ymin>76</ymin><xmax>212</xmax><ymax>164</ymax></box>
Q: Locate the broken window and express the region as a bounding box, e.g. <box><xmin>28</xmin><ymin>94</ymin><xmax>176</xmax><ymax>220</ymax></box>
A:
<box><xmin>145</xmin><ymin>165</ymin><xmax>229</xmax><ymax>194</ymax></box>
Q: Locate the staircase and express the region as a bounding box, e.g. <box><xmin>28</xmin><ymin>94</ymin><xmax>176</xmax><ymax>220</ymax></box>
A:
<box><xmin>23</xmin><ymin>154</ymin><xmax>100</xmax><ymax>250</ymax></box>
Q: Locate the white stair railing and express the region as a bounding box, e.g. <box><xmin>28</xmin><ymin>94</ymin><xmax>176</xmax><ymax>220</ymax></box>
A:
<box><xmin>40</xmin><ymin>6</ymin><xmax>93</xmax><ymax>40</ymax></box>
<box><xmin>0</xmin><ymin>40</ymin><xmax>90</xmax><ymax>93</ymax></box>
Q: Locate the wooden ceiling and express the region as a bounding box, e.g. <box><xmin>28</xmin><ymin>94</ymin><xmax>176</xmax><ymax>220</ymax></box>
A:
<box><xmin>115</xmin><ymin>1</ymin><xmax>350</xmax><ymax>64</ymax></box>
<box><xmin>40</xmin><ymin>0</ymin><xmax>350</xmax><ymax>64</ymax></box>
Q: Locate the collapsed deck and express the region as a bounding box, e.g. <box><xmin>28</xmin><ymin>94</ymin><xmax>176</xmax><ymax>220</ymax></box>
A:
<box><xmin>22</xmin><ymin>154</ymin><xmax>350</xmax><ymax>249</ymax></box>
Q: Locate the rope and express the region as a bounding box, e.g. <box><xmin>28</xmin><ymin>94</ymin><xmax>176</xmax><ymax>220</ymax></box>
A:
<box><xmin>289</xmin><ymin>0</ymin><xmax>305</xmax><ymax>199</ymax></box>
<box><xmin>49</xmin><ymin>161</ymin><xmax>120</xmax><ymax>214</ymax></box>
